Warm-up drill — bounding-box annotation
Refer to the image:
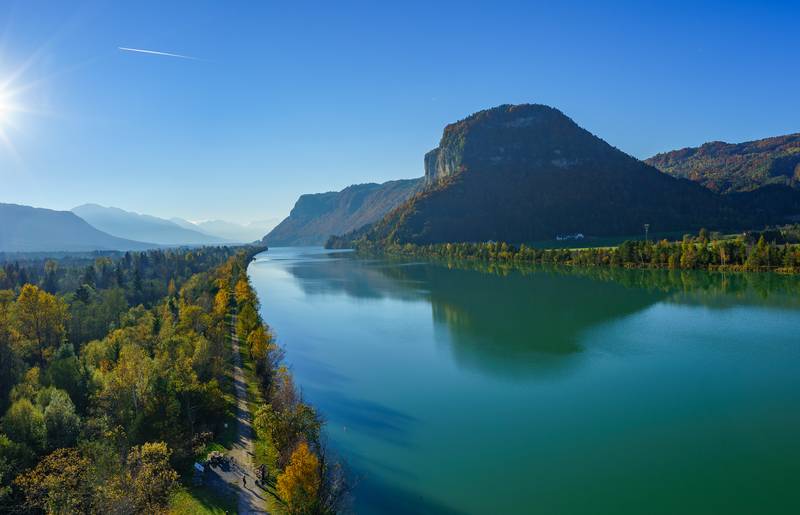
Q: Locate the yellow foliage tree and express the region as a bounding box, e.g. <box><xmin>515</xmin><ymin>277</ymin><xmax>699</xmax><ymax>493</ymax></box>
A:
<box><xmin>12</xmin><ymin>284</ymin><xmax>67</xmax><ymax>366</ymax></box>
<box><xmin>14</xmin><ymin>447</ymin><xmax>92</xmax><ymax>513</ymax></box>
<box><xmin>234</xmin><ymin>278</ymin><xmax>253</xmax><ymax>306</ymax></box>
<box><xmin>125</xmin><ymin>441</ymin><xmax>179</xmax><ymax>513</ymax></box>
<box><xmin>277</xmin><ymin>441</ymin><xmax>320</xmax><ymax>514</ymax></box>
<box><xmin>213</xmin><ymin>288</ymin><xmax>229</xmax><ymax>317</ymax></box>
<box><xmin>247</xmin><ymin>325</ymin><xmax>270</xmax><ymax>361</ymax></box>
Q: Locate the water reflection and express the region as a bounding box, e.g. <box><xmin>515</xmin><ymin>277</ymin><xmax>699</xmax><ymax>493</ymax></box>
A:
<box><xmin>279</xmin><ymin>251</ymin><xmax>800</xmax><ymax>378</ymax></box>
<box><xmin>283</xmin><ymin>252</ymin><xmax>661</xmax><ymax>377</ymax></box>
<box><xmin>253</xmin><ymin>249</ymin><xmax>800</xmax><ymax>515</ymax></box>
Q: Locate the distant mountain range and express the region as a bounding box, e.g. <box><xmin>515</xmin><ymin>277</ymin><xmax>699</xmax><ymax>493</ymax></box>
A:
<box><xmin>72</xmin><ymin>204</ymin><xmax>231</xmax><ymax>246</ymax></box>
<box><xmin>263</xmin><ymin>179</ymin><xmax>422</xmax><ymax>246</ymax></box>
<box><xmin>172</xmin><ymin>218</ymin><xmax>278</xmax><ymax>243</ymax></box>
<box><xmin>0</xmin><ymin>201</ymin><xmax>275</xmax><ymax>253</ymax></box>
<box><xmin>645</xmin><ymin>134</ymin><xmax>800</xmax><ymax>194</ymax></box>
<box><xmin>0</xmin><ymin>203</ymin><xmax>153</xmax><ymax>252</ymax></box>
<box><xmin>328</xmin><ymin>104</ymin><xmax>800</xmax><ymax>247</ymax></box>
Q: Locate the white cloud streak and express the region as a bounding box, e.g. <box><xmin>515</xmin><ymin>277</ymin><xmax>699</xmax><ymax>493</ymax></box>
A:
<box><xmin>118</xmin><ymin>47</ymin><xmax>199</xmax><ymax>60</ymax></box>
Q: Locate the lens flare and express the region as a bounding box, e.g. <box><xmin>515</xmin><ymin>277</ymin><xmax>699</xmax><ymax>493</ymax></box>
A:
<box><xmin>0</xmin><ymin>73</ymin><xmax>33</xmax><ymax>158</ymax></box>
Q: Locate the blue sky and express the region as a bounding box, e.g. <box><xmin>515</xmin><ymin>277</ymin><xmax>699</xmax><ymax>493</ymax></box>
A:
<box><xmin>0</xmin><ymin>0</ymin><xmax>798</xmax><ymax>223</ymax></box>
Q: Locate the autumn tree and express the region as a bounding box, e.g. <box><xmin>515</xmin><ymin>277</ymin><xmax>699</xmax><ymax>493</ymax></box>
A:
<box><xmin>234</xmin><ymin>277</ymin><xmax>255</xmax><ymax>307</ymax></box>
<box><xmin>177</xmin><ymin>303</ymin><xmax>209</xmax><ymax>335</ymax></box>
<box><xmin>12</xmin><ymin>285</ymin><xmax>68</xmax><ymax>366</ymax></box>
<box><xmin>213</xmin><ymin>288</ymin><xmax>230</xmax><ymax>317</ymax></box>
<box><xmin>14</xmin><ymin>447</ymin><xmax>92</xmax><ymax>514</ymax></box>
<box><xmin>247</xmin><ymin>324</ymin><xmax>270</xmax><ymax>360</ymax></box>
<box><xmin>124</xmin><ymin>441</ymin><xmax>179</xmax><ymax>513</ymax></box>
<box><xmin>97</xmin><ymin>344</ymin><xmax>155</xmax><ymax>437</ymax></box>
<box><xmin>277</xmin><ymin>441</ymin><xmax>321</xmax><ymax>514</ymax></box>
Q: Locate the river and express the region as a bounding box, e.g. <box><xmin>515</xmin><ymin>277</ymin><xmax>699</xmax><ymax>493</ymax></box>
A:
<box><xmin>248</xmin><ymin>247</ymin><xmax>800</xmax><ymax>514</ymax></box>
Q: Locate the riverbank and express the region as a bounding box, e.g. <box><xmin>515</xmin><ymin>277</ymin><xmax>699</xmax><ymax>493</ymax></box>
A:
<box><xmin>351</xmin><ymin>230</ymin><xmax>800</xmax><ymax>274</ymax></box>
<box><xmin>232</xmin><ymin>251</ymin><xmax>349</xmax><ymax>514</ymax></box>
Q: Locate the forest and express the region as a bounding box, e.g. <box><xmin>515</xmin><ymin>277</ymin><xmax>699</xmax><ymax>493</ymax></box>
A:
<box><xmin>357</xmin><ymin>227</ymin><xmax>800</xmax><ymax>274</ymax></box>
<box><xmin>0</xmin><ymin>247</ymin><xmax>343</xmax><ymax>514</ymax></box>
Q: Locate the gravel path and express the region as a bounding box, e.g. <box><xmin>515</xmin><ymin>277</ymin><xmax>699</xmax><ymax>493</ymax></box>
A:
<box><xmin>227</xmin><ymin>314</ymin><xmax>269</xmax><ymax>514</ymax></box>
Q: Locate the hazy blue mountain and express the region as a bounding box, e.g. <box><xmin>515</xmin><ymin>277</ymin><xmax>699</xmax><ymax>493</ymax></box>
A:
<box><xmin>73</xmin><ymin>204</ymin><xmax>230</xmax><ymax>245</ymax></box>
<box><xmin>0</xmin><ymin>203</ymin><xmax>153</xmax><ymax>252</ymax></box>
<box><xmin>264</xmin><ymin>178</ymin><xmax>423</xmax><ymax>246</ymax></box>
<box><xmin>169</xmin><ymin>217</ymin><xmax>205</xmax><ymax>232</ymax></box>
<box><xmin>171</xmin><ymin>218</ymin><xmax>279</xmax><ymax>243</ymax></box>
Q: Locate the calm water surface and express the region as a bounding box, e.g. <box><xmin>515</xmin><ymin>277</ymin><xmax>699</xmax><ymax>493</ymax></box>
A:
<box><xmin>248</xmin><ymin>247</ymin><xmax>800</xmax><ymax>514</ymax></box>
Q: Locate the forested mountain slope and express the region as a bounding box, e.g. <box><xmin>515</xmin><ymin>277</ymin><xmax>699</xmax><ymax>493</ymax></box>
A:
<box><xmin>646</xmin><ymin>134</ymin><xmax>800</xmax><ymax>194</ymax></box>
<box><xmin>263</xmin><ymin>178</ymin><xmax>422</xmax><ymax>246</ymax></box>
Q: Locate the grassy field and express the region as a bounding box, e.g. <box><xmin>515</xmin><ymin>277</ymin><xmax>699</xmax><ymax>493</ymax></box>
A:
<box><xmin>529</xmin><ymin>231</ymin><xmax>689</xmax><ymax>249</ymax></box>
<box><xmin>168</xmin><ymin>486</ymin><xmax>237</xmax><ymax>515</ymax></box>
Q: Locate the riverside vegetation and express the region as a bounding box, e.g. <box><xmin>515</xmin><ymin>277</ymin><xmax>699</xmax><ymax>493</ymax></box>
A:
<box><xmin>344</xmin><ymin>227</ymin><xmax>800</xmax><ymax>274</ymax></box>
<box><xmin>0</xmin><ymin>247</ymin><xmax>345</xmax><ymax>514</ymax></box>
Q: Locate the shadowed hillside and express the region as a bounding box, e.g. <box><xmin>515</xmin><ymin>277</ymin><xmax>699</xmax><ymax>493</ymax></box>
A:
<box><xmin>264</xmin><ymin>178</ymin><xmax>422</xmax><ymax>246</ymax></box>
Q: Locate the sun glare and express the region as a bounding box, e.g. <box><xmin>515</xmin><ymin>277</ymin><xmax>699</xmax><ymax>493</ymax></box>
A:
<box><xmin>0</xmin><ymin>87</ymin><xmax>9</xmax><ymax>121</ymax></box>
<box><xmin>0</xmin><ymin>80</ymin><xmax>26</xmax><ymax>156</ymax></box>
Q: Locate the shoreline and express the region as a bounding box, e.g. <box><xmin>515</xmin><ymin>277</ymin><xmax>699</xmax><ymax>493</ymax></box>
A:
<box><xmin>345</xmin><ymin>233</ymin><xmax>800</xmax><ymax>275</ymax></box>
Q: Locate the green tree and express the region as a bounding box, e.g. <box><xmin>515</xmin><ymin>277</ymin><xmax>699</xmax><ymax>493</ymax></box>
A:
<box><xmin>40</xmin><ymin>389</ymin><xmax>80</xmax><ymax>451</ymax></box>
<box><xmin>0</xmin><ymin>433</ymin><xmax>34</xmax><ymax>508</ymax></box>
<box><xmin>0</xmin><ymin>302</ymin><xmax>22</xmax><ymax>414</ymax></box>
<box><xmin>237</xmin><ymin>302</ymin><xmax>259</xmax><ymax>340</ymax></box>
<box><xmin>46</xmin><ymin>344</ymin><xmax>88</xmax><ymax>413</ymax></box>
<box><xmin>2</xmin><ymin>399</ymin><xmax>46</xmax><ymax>453</ymax></box>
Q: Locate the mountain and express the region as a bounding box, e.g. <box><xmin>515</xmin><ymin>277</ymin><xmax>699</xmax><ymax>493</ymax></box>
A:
<box><xmin>263</xmin><ymin>178</ymin><xmax>423</xmax><ymax>246</ymax></box>
<box><xmin>169</xmin><ymin>217</ymin><xmax>205</xmax><ymax>232</ymax></box>
<box><xmin>645</xmin><ymin>134</ymin><xmax>800</xmax><ymax>194</ymax></box>
<box><xmin>336</xmin><ymin>104</ymin><xmax>792</xmax><ymax>247</ymax></box>
<box><xmin>72</xmin><ymin>204</ymin><xmax>230</xmax><ymax>246</ymax></box>
<box><xmin>170</xmin><ymin>217</ymin><xmax>279</xmax><ymax>243</ymax></box>
<box><xmin>0</xmin><ymin>203</ymin><xmax>153</xmax><ymax>252</ymax></box>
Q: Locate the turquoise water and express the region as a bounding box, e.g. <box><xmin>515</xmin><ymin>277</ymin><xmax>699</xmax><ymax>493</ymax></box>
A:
<box><xmin>248</xmin><ymin>247</ymin><xmax>800</xmax><ymax>514</ymax></box>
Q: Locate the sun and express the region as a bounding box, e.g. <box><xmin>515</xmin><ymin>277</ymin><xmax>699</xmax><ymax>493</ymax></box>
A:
<box><xmin>0</xmin><ymin>87</ymin><xmax>9</xmax><ymax>121</ymax></box>
<box><xmin>0</xmin><ymin>82</ymin><xmax>25</xmax><ymax>156</ymax></box>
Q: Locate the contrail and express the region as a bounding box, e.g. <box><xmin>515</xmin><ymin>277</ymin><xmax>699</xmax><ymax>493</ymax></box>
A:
<box><xmin>118</xmin><ymin>47</ymin><xmax>199</xmax><ymax>60</ymax></box>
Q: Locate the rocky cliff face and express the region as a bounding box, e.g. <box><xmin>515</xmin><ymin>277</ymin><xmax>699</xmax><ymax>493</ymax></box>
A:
<box><xmin>263</xmin><ymin>178</ymin><xmax>422</xmax><ymax>246</ymax></box>
<box><xmin>422</xmin><ymin>104</ymin><xmax>619</xmax><ymax>186</ymax></box>
<box><xmin>646</xmin><ymin>134</ymin><xmax>800</xmax><ymax>194</ymax></box>
<box><xmin>349</xmin><ymin>104</ymin><xmax>792</xmax><ymax>246</ymax></box>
